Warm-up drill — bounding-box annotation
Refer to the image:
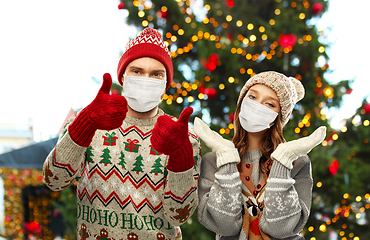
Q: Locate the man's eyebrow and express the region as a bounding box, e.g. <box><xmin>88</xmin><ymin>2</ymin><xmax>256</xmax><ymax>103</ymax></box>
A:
<box><xmin>127</xmin><ymin>65</ymin><xmax>143</xmax><ymax>70</ymax></box>
<box><xmin>152</xmin><ymin>69</ymin><xmax>166</xmax><ymax>73</ymax></box>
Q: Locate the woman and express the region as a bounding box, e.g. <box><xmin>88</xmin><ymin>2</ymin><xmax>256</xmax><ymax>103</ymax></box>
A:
<box><xmin>195</xmin><ymin>71</ymin><xmax>326</xmax><ymax>240</ymax></box>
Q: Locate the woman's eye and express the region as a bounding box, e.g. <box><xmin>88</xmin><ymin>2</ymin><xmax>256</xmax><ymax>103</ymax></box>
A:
<box><xmin>247</xmin><ymin>95</ymin><xmax>256</xmax><ymax>99</ymax></box>
<box><xmin>267</xmin><ymin>103</ymin><xmax>275</xmax><ymax>107</ymax></box>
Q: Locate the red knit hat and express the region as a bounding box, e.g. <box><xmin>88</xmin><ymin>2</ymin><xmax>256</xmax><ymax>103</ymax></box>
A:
<box><xmin>117</xmin><ymin>28</ymin><xmax>173</xmax><ymax>89</ymax></box>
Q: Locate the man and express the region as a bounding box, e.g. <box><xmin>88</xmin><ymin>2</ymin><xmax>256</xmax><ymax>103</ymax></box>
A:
<box><xmin>43</xmin><ymin>28</ymin><xmax>201</xmax><ymax>240</ymax></box>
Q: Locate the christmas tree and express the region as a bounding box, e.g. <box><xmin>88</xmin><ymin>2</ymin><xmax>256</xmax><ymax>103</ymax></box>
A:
<box><xmin>86</xmin><ymin>146</ymin><xmax>94</xmax><ymax>163</ymax></box>
<box><xmin>116</xmin><ymin>0</ymin><xmax>368</xmax><ymax>239</ymax></box>
<box><xmin>119</xmin><ymin>0</ymin><xmax>348</xmax><ymax>136</ymax></box>
<box><xmin>99</xmin><ymin>148</ymin><xmax>113</xmax><ymax>166</ymax></box>
<box><xmin>132</xmin><ymin>155</ymin><xmax>144</xmax><ymax>174</ymax></box>
<box><xmin>150</xmin><ymin>157</ymin><xmax>164</xmax><ymax>175</ymax></box>
<box><xmin>304</xmin><ymin>100</ymin><xmax>370</xmax><ymax>240</ymax></box>
<box><xmin>118</xmin><ymin>151</ymin><xmax>127</xmax><ymax>169</ymax></box>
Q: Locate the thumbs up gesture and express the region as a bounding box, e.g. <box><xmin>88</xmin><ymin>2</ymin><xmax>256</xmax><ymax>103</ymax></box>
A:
<box><xmin>68</xmin><ymin>73</ymin><xmax>128</xmax><ymax>147</ymax></box>
<box><xmin>150</xmin><ymin>107</ymin><xmax>195</xmax><ymax>172</ymax></box>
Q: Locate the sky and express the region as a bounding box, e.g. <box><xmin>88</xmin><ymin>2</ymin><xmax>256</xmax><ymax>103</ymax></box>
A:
<box><xmin>0</xmin><ymin>0</ymin><xmax>137</xmax><ymax>141</ymax></box>
<box><xmin>317</xmin><ymin>0</ymin><xmax>370</xmax><ymax>128</ymax></box>
<box><xmin>0</xmin><ymin>0</ymin><xmax>369</xmax><ymax>142</ymax></box>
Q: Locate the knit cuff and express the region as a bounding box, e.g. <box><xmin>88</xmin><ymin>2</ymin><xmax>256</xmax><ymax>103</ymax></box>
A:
<box><xmin>271</xmin><ymin>143</ymin><xmax>298</xmax><ymax>170</ymax></box>
<box><xmin>56</xmin><ymin>132</ymin><xmax>88</xmax><ymax>170</ymax></box>
<box><xmin>268</xmin><ymin>160</ymin><xmax>291</xmax><ymax>179</ymax></box>
<box><xmin>215</xmin><ymin>148</ymin><xmax>240</xmax><ymax>168</ymax></box>
<box><xmin>166</xmin><ymin>141</ymin><xmax>195</xmax><ymax>172</ymax></box>
<box><xmin>68</xmin><ymin>110</ymin><xmax>97</xmax><ymax>147</ymax></box>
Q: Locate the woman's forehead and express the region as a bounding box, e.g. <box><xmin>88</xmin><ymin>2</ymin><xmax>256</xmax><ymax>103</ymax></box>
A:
<box><xmin>248</xmin><ymin>84</ymin><xmax>278</xmax><ymax>98</ymax></box>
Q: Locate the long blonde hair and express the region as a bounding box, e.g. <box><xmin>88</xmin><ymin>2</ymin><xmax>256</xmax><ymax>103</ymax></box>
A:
<box><xmin>232</xmin><ymin>90</ymin><xmax>286</xmax><ymax>174</ymax></box>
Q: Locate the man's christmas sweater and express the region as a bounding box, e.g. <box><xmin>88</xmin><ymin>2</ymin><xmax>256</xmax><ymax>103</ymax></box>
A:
<box><xmin>43</xmin><ymin>109</ymin><xmax>201</xmax><ymax>240</ymax></box>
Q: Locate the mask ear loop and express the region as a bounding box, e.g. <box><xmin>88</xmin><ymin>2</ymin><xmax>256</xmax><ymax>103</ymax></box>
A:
<box><xmin>269</xmin><ymin>111</ymin><xmax>280</xmax><ymax>127</ymax></box>
<box><xmin>269</xmin><ymin>111</ymin><xmax>281</xmax><ymax>127</ymax></box>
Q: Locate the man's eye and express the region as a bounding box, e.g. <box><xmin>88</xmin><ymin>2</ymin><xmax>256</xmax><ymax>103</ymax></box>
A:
<box><xmin>153</xmin><ymin>73</ymin><xmax>163</xmax><ymax>77</ymax></box>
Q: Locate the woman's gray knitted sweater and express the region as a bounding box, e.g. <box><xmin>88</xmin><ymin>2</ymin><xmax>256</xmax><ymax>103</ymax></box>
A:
<box><xmin>197</xmin><ymin>149</ymin><xmax>313</xmax><ymax>240</ymax></box>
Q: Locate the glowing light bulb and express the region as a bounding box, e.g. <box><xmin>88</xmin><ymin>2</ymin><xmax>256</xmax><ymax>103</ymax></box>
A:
<box><xmin>319</xmin><ymin>224</ymin><xmax>326</xmax><ymax>232</ymax></box>
<box><xmin>138</xmin><ymin>11</ymin><xmax>145</xmax><ymax>17</ymax></box>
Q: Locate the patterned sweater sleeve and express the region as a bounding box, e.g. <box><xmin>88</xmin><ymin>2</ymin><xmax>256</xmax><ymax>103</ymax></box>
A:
<box><xmin>43</xmin><ymin>114</ymin><xmax>86</xmax><ymax>191</ymax></box>
<box><xmin>197</xmin><ymin>152</ymin><xmax>243</xmax><ymax>236</ymax></box>
<box><xmin>259</xmin><ymin>155</ymin><xmax>313</xmax><ymax>238</ymax></box>
<box><xmin>162</xmin><ymin>127</ymin><xmax>201</xmax><ymax>226</ymax></box>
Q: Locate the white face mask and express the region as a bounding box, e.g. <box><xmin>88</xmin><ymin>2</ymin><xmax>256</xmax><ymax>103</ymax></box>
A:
<box><xmin>238</xmin><ymin>98</ymin><xmax>279</xmax><ymax>133</ymax></box>
<box><xmin>123</xmin><ymin>75</ymin><xmax>166</xmax><ymax>113</ymax></box>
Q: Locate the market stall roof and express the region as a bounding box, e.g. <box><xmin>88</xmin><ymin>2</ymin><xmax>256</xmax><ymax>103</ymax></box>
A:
<box><xmin>0</xmin><ymin>137</ymin><xmax>58</xmax><ymax>169</ymax></box>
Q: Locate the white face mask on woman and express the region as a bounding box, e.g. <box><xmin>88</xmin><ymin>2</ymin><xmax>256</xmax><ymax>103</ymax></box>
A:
<box><xmin>123</xmin><ymin>75</ymin><xmax>166</xmax><ymax>112</ymax></box>
<box><xmin>239</xmin><ymin>98</ymin><xmax>279</xmax><ymax>133</ymax></box>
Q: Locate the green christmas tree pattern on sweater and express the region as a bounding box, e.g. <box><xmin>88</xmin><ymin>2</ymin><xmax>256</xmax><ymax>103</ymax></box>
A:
<box><xmin>85</xmin><ymin>146</ymin><xmax>94</xmax><ymax>163</ymax></box>
<box><xmin>132</xmin><ymin>155</ymin><xmax>144</xmax><ymax>174</ymax></box>
<box><xmin>99</xmin><ymin>147</ymin><xmax>112</xmax><ymax>166</ymax></box>
<box><xmin>118</xmin><ymin>151</ymin><xmax>126</xmax><ymax>170</ymax></box>
<box><xmin>150</xmin><ymin>157</ymin><xmax>164</xmax><ymax>175</ymax></box>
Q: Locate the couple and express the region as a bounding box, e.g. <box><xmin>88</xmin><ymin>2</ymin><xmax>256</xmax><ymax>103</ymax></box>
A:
<box><xmin>43</xmin><ymin>28</ymin><xmax>326</xmax><ymax>240</ymax></box>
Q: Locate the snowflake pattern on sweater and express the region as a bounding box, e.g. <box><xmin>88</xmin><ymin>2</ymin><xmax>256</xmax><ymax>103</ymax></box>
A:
<box><xmin>43</xmin><ymin>109</ymin><xmax>201</xmax><ymax>240</ymax></box>
<box><xmin>197</xmin><ymin>149</ymin><xmax>312</xmax><ymax>240</ymax></box>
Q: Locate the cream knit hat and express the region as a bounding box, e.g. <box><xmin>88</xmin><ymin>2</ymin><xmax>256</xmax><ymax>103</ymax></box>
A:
<box><xmin>237</xmin><ymin>71</ymin><xmax>305</xmax><ymax>126</ymax></box>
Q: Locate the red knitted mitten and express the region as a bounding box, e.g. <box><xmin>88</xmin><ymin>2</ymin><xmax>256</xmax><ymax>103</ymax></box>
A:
<box><xmin>150</xmin><ymin>107</ymin><xmax>195</xmax><ymax>172</ymax></box>
<box><xmin>68</xmin><ymin>73</ymin><xmax>128</xmax><ymax>147</ymax></box>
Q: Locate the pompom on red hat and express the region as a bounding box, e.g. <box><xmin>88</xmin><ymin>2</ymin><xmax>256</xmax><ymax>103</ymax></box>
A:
<box><xmin>117</xmin><ymin>28</ymin><xmax>173</xmax><ymax>89</ymax></box>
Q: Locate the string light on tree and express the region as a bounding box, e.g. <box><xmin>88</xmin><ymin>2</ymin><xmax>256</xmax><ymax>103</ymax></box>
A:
<box><xmin>118</xmin><ymin>2</ymin><xmax>125</xmax><ymax>10</ymax></box>
<box><xmin>203</xmin><ymin>88</ymin><xmax>217</xmax><ymax>99</ymax></box>
<box><xmin>311</xmin><ymin>3</ymin><xmax>324</xmax><ymax>15</ymax></box>
<box><xmin>328</xmin><ymin>159</ymin><xmax>339</xmax><ymax>175</ymax></box>
<box><xmin>278</xmin><ymin>33</ymin><xmax>297</xmax><ymax>49</ymax></box>
<box><xmin>158</xmin><ymin>6</ymin><xmax>169</xmax><ymax>19</ymax></box>
<box><xmin>225</xmin><ymin>0</ymin><xmax>234</xmax><ymax>8</ymax></box>
<box><xmin>363</xmin><ymin>102</ymin><xmax>370</xmax><ymax>114</ymax></box>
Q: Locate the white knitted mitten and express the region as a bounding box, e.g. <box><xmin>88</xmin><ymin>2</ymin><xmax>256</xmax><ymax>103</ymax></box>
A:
<box><xmin>271</xmin><ymin>126</ymin><xmax>327</xmax><ymax>169</ymax></box>
<box><xmin>194</xmin><ymin>117</ymin><xmax>240</xmax><ymax>168</ymax></box>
